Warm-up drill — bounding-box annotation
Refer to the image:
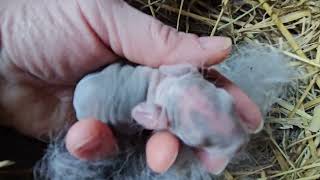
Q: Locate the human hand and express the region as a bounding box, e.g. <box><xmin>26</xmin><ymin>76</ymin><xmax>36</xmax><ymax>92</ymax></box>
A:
<box><xmin>0</xmin><ymin>0</ymin><xmax>262</xmax><ymax>174</ymax></box>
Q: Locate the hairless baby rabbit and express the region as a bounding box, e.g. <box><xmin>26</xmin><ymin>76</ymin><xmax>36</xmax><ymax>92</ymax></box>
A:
<box><xmin>35</xmin><ymin>43</ymin><xmax>297</xmax><ymax>180</ymax></box>
<box><xmin>73</xmin><ymin>62</ymin><xmax>250</xmax><ymax>174</ymax></box>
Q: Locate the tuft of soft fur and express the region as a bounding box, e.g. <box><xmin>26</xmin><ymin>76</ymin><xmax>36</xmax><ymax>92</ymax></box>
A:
<box><xmin>214</xmin><ymin>42</ymin><xmax>299</xmax><ymax>115</ymax></box>
<box><xmin>34</xmin><ymin>129</ymin><xmax>215</xmax><ymax>180</ymax></box>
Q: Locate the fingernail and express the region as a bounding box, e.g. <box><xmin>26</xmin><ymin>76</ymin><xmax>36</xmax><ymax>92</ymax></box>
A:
<box><xmin>199</xmin><ymin>37</ymin><xmax>232</xmax><ymax>51</ymax></box>
<box><xmin>74</xmin><ymin>137</ymin><xmax>100</xmax><ymax>152</ymax></box>
<box><xmin>74</xmin><ymin>136</ymin><xmax>118</xmax><ymax>160</ymax></box>
<box><xmin>251</xmin><ymin>118</ymin><xmax>264</xmax><ymax>134</ymax></box>
<box><xmin>196</xmin><ymin>150</ymin><xmax>229</xmax><ymax>175</ymax></box>
<box><xmin>237</xmin><ymin>108</ymin><xmax>264</xmax><ymax>134</ymax></box>
<box><xmin>240</xmin><ymin>110</ymin><xmax>264</xmax><ymax>134</ymax></box>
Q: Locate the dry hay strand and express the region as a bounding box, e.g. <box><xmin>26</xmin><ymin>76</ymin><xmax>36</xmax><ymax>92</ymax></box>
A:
<box><xmin>126</xmin><ymin>0</ymin><xmax>320</xmax><ymax>179</ymax></box>
<box><xmin>0</xmin><ymin>161</ymin><xmax>15</xmax><ymax>169</ymax></box>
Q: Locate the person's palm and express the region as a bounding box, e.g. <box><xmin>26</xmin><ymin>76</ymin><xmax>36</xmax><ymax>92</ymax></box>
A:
<box><xmin>0</xmin><ymin>0</ymin><xmax>262</xmax><ymax>173</ymax></box>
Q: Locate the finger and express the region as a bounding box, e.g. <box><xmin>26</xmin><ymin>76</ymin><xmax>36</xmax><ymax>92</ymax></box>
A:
<box><xmin>196</xmin><ymin>150</ymin><xmax>230</xmax><ymax>175</ymax></box>
<box><xmin>205</xmin><ymin>69</ymin><xmax>263</xmax><ymax>133</ymax></box>
<box><xmin>2</xmin><ymin>0</ymin><xmax>231</xmax><ymax>84</ymax></box>
<box><xmin>1</xmin><ymin>0</ymin><xmax>118</xmax><ymax>84</ymax></box>
<box><xmin>65</xmin><ymin>118</ymin><xmax>118</xmax><ymax>161</ymax></box>
<box><xmin>146</xmin><ymin>131</ymin><xmax>180</xmax><ymax>173</ymax></box>
<box><xmin>77</xmin><ymin>0</ymin><xmax>232</xmax><ymax>67</ymax></box>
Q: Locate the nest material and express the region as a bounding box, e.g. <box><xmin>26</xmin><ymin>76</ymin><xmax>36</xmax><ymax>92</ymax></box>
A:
<box><xmin>125</xmin><ymin>0</ymin><xmax>320</xmax><ymax>179</ymax></box>
<box><xmin>33</xmin><ymin>130</ymin><xmax>217</xmax><ymax>180</ymax></box>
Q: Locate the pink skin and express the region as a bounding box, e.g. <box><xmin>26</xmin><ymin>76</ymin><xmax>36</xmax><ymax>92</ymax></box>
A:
<box><xmin>0</xmin><ymin>0</ymin><xmax>261</xmax><ymax>174</ymax></box>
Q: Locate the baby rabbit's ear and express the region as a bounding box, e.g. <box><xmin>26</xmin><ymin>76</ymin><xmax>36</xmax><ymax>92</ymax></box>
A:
<box><xmin>159</xmin><ymin>63</ymin><xmax>199</xmax><ymax>77</ymax></box>
<box><xmin>131</xmin><ymin>102</ymin><xmax>169</xmax><ymax>130</ymax></box>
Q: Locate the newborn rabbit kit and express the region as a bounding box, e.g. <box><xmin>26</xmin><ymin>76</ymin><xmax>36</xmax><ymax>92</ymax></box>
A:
<box><xmin>34</xmin><ymin>43</ymin><xmax>297</xmax><ymax>180</ymax></box>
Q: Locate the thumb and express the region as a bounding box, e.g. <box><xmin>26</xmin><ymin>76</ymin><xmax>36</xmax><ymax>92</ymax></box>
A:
<box><xmin>78</xmin><ymin>0</ymin><xmax>232</xmax><ymax>67</ymax></box>
<box><xmin>65</xmin><ymin>118</ymin><xmax>118</xmax><ymax>161</ymax></box>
